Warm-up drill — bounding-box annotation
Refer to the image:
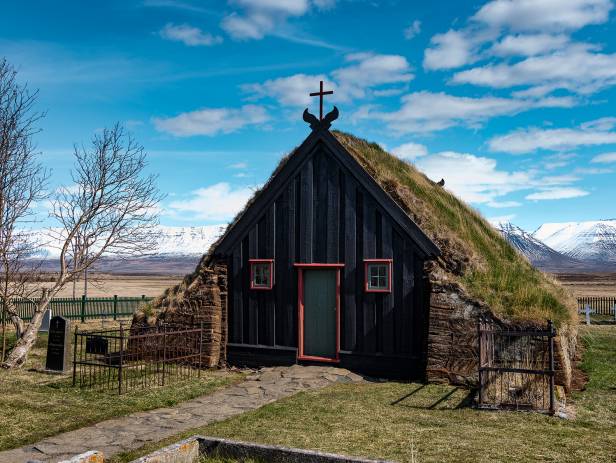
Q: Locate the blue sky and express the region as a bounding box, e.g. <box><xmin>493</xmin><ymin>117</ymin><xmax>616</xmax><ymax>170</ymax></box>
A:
<box><xmin>1</xmin><ymin>0</ymin><xmax>615</xmax><ymax>232</ymax></box>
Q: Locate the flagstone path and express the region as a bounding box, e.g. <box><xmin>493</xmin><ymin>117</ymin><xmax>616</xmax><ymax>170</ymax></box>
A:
<box><xmin>0</xmin><ymin>365</ymin><xmax>365</xmax><ymax>463</ymax></box>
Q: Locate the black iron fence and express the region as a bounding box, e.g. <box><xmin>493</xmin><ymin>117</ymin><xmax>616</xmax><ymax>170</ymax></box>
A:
<box><xmin>477</xmin><ymin>318</ymin><xmax>555</xmax><ymax>414</ymax></box>
<box><xmin>72</xmin><ymin>323</ymin><xmax>204</xmax><ymax>394</ymax></box>
<box><xmin>7</xmin><ymin>295</ymin><xmax>153</xmax><ymax>322</ymax></box>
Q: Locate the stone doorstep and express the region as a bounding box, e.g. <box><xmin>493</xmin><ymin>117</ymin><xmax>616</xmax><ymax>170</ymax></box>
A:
<box><xmin>129</xmin><ymin>435</ymin><xmax>396</xmax><ymax>463</ymax></box>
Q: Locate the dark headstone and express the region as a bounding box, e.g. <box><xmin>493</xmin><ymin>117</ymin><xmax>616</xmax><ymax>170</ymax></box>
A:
<box><xmin>45</xmin><ymin>316</ymin><xmax>71</xmax><ymax>372</ymax></box>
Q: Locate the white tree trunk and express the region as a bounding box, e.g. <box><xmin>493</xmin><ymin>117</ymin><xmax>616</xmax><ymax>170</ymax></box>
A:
<box><xmin>1</xmin><ymin>294</ymin><xmax>51</xmax><ymax>369</ymax></box>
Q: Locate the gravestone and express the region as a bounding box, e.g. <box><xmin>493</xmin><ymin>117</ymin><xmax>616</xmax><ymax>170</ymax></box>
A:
<box><xmin>39</xmin><ymin>308</ymin><xmax>52</xmax><ymax>332</ymax></box>
<box><xmin>45</xmin><ymin>316</ymin><xmax>71</xmax><ymax>372</ymax></box>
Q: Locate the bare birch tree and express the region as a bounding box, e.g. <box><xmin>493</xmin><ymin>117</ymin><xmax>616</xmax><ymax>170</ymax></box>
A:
<box><xmin>0</xmin><ymin>59</ymin><xmax>48</xmax><ymax>362</ymax></box>
<box><xmin>1</xmin><ymin>119</ymin><xmax>163</xmax><ymax>367</ymax></box>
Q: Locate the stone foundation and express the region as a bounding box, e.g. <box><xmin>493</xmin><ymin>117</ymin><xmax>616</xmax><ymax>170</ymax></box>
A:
<box><xmin>134</xmin><ymin>258</ymin><xmax>228</xmax><ymax>368</ymax></box>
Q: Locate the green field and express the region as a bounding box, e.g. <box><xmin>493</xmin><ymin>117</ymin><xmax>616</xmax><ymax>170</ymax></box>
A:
<box><xmin>114</xmin><ymin>325</ymin><xmax>616</xmax><ymax>463</ymax></box>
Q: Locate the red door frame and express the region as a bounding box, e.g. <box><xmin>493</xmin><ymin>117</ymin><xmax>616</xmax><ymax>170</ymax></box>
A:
<box><xmin>294</xmin><ymin>263</ymin><xmax>344</xmax><ymax>363</ymax></box>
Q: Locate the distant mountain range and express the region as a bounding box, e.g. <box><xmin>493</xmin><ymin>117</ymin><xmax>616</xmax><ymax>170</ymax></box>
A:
<box><xmin>23</xmin><ymin>221</ymin><xmax>616</xmax><ymax>274</ymax></box>
<box><xmin>497</xmin><ymin>220</ymin><xmax>616</xmax><ymax>272</ymax></box>
<box><xmin>28</xmin><ymin>225</ymin><xmax>225</xmax><ymax>275</ymax></box>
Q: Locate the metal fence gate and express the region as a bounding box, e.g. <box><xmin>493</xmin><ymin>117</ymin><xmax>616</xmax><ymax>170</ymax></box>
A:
<box><xmin>477</xmin><ymin>318</ymin><xmax>556</xmax><ymax>414</ymax></box>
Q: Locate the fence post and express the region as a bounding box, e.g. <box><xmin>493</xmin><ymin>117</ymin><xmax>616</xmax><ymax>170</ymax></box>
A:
<box><xmin>585</xmin><ymin>304</ymin><xmax>591</xmax><ymax>326</ymax></box>
<box><xmin>477</xmin><ymin>316</ymin><xmax>483</xmax><ymax>407</ymax></box>
<box><xmin>113</xmin><ymin>295</ymin><xmax>118</xmax><ymax>321</ymax></box>
<box><xmin>548</xmin><ymin>319</ymin><xmax>556</xmax><ymax>416</ymax></box>
<box><xmin>118</xmin><ymin>323</ymin><xmax>124</xmax><ymax>395</ymax></box>
<box><xmin>162</xmin><ymin>325</ymin><xmax>167</xmax><ymax>386</ymax></box>
<box><xmin>72</xmin><ymin>326</ymin><xmax>79</xmax><ymax>387</ymax></box>
<box><xmin>80</xmin><ymin>295</ymin><xmax>86</xmax><ymax>323</ymax></box>
<box><xmin>613</xmin><ymin>298</ymin><xmax>616</xmax><ymax>322</ymax></box>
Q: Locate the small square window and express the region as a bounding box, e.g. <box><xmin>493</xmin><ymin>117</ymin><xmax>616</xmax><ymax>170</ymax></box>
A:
<box><xmin>250</xmin><ymin>260</ymin><xmax>274</xmax><ymax>290</ymax></box>
<box><xmin>364</xmin><ymin>260</ymin><xmax>392</xmax><ymax>292</ymax></box>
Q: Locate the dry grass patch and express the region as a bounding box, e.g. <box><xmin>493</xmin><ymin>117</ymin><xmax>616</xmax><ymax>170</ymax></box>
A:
<box><xmin>0</xmin><ymin>320</ymin><xmax>243</xmax><ymax>451</ymax></box>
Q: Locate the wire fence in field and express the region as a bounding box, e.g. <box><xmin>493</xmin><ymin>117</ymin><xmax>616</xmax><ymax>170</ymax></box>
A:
<box><xmin>4</xmin><ymin>295</ymin><xmax>154</xmax><ymax>322</ymax></box>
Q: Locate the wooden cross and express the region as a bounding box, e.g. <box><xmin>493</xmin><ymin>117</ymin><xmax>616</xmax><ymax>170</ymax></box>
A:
<box><xmin>309</xmin><ymin>80</ymin><xmax>334</xmax><ymax>121</ymax></box>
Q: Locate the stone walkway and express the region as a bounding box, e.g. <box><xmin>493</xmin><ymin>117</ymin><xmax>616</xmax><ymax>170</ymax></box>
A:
<box><xmin>0</xmin><ymin>365</ymin><xmax>365</xmax><ymax>463</ymax></box>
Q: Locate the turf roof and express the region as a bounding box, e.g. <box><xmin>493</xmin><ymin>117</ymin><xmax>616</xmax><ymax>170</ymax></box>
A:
<box><xmin>331</xmin><ymin>131</ymin><xmax>576</xmax><ymax>326</ymax></box>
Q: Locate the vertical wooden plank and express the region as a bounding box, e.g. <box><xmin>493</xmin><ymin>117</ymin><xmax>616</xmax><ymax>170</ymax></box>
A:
<box><xmin>313</xmin><ymin>151</ymin><xmax>328</xmax><ymax>262</ymax></box>
<box><xmin>402</xmin><ymin>239</ymin><xmax>415</xmax><ymax>354</ymax></box>
<box><xmin>275</xmin><ymin>192</ymin><xmax>288</xmax><ymax>347</ymax></box>
<box><xmin>299</xmin><ymin>159</ymin><xmax>313</xmax><ymax>263</ymax></box>
<box><xmin>241</xmin><ymin>236</ymin><xmax>250</xmax><ymax>344</ymax></box>
<box><xmin>355</xmin><ymin>189</ymin><xmax>364</xmax><ymax>351</ymax></box>
<box><xmin>382</xmin><ymin>217</ymin><xmax>395</xmax><ymax>355</ymax></box>
<box><xmin>288</xmin><ymin>179</ymin><xmax>298</xmax><ymax>347</ymax></box>
<box><xmin>412</xmin><ymin>253</ymin><xmax>425</xmax><ymax>356</ymax></box>
<box><xmin>343</xmin><ymin>176</ymin><xmax>356</xmax><ymax>351</ymax></box>
<box><xmin>248</xmin><ymin>226</ymin><xmax>259</xmax><ymax>345</ymax></box>
<box><xmin>363</xmin><ymin>196</ymin><xmax>376</xmax><ymax>353</ymax></box>
<box><xmin>326</xmin><ymin>157</ymin><xmax>339</xmax><ymax>263</ymax></box>
<box><xmin>392</xmin><ymin>230</ymin><xmax>404</xmax><ymax>353</ymax></box>
<box><xmin>231</xmin><ymin>245</ymin><xmax>243</xmax><ymax>343</ymax></box>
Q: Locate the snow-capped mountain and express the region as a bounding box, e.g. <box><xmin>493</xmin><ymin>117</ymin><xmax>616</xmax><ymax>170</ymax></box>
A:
<box><xmin>30</xmin><ymin>225</ymin><xmax>226</xmax><ymax>259</ymax></box>
<box><xmin>495</xmin><ymin>222</ymin><xmax>577</xmax><ymax>269</ymax></box>
<box><xmin>533</xmin><ymin>219</ymin><xmax>616</xmax><ymax>263</ymax></box>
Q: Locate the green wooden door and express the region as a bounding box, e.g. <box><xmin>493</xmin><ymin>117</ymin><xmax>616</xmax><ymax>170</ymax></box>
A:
<box><xmin>303</xmin><ymin>269</ymin><xmax>337</xmax><ymax>359</ymax></box>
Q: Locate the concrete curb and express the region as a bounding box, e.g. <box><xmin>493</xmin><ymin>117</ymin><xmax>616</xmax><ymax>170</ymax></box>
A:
<box><xmin>130</xmin><ymin>435</ymin><xmax>395</xmax><ymax>463</ymax></box>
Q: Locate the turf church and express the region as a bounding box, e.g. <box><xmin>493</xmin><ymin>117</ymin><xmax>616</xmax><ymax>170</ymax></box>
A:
<box><xmin>206</xmin><ymin>82</ymin><xmax>440</xmax><ymax>378</ymax></box>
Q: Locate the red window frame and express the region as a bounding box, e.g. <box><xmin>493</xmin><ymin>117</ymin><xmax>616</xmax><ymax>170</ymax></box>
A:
<box><xmin>364</xmin><ymin>259</ymin><xmax>393</xmax><ymax>293</ymax></box>
<box><xmin>249</xmin><ymin>259</ymin><xmax>274</xmax><ymax>290</ymax></box>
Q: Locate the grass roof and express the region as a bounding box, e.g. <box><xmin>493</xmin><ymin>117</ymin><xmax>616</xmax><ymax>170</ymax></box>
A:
<box><xmin>332</xmin><ymin>131</ymin><xmax>576</xmax><ymax>326</ymax></box>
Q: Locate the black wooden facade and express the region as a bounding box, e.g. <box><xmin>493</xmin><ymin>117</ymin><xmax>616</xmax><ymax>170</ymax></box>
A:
<box><xmin>211</xmin><ymin>127</ymin><xmax>440</xmax><ymax>379</ymax></box>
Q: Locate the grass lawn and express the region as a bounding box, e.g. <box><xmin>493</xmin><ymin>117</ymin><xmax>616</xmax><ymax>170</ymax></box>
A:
<box><xmin>113</xmin><ymin>325</ymin><xmax>616</xmax><ymax>463</ymax></box>
<box><xmin>0</xmin><ymin>320</ymin><xmax>243</xmax><ymax>451</ymax></box>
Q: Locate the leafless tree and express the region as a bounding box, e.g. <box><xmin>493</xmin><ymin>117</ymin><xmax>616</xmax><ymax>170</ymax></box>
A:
<box><xmin>0</xmin><ymin>59</ymin><xmax>48</xmax><ymax>362</ymax></box>
<box><xmin>1</xmin><ymin>120</ymin><xmax>163</xmax><ymax>368</ymax></box>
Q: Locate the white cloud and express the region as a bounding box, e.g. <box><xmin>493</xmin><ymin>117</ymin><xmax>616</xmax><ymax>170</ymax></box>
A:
<box><xmin>243</xmin><ymin>73</ymin><xmax>329</xmax><ymax>106</ymax></box>
<box><xmin>489</xmin><ymin>118</ymin><xmax>616</xmax><ymax>153</ymax></box>
<box><xmin>167</xmin><ymin>182</ymin><xmax>253</xmax><ymax>221</ymax></box>
<box><xmin>153</xmin><ymin>105</ymin><xmax>268</xmax><ymax>136</ymax></box>
<box><xmin>452</xmin><ymin>43</ymin><xmax>616</xmax><ymax>95</ymax></box>
<box><xmin>221</xmin><ymin>0</ymin><xmax>329</xmax><ymax>40</ymax></box>
<box><xmin>591</xmin><ymin>152</ymin><xmax>616</xmax><ymax>163</ymax></box>
<box><xmin>229</xmin><ymin>162</ymin><xmax>248</xmax><ymax>169</ymax></box>
<box><xmin>332</xmin><ymin>53</ymin><xmax>414</xmax><ymax>100</ymax></box>
<box><xmin>423</xmin><ymin>30</ymin><xmax>478</xmax><ymax>70</ymax></box>
<box><xmin>404</xmin><ymin>20</ymin><xmax>422</xmax><ymax>40</ymax></box>
<box><xmin>473</xmin><ymin>0</ymin><xmax>613</xmax><ymax>32</ymax></box>
<box><xmin>488</xmin><ymin>214</ymin><xmax>517</xmax><ymax>225</ymax></box>
<box><xmin>244</xmin><ymin>53</ymin><xmax>413</xmax><ymax>107</ymax></box>
<box><xmin>358</xmin><ymin>91</ymin><xmax>575</xmax><ymax>133</ymax></box>
<box><xmin>487</xmin><ymin>201</ymin><xmax>522</xmax><ymax>208</ymax></box>
<box><xmin>159</xmin><ymin>23</ymin><xmax>223</xmax><ymax>46</ymax></box>
<box><xmin>525</xmin><ymin>187</ymin><xmax>589</xmax><ymax>200</ymax></box>
<box><xmin>391</xmin><ymin>142</ymin><xmax>428</xmax><ymax>160</ymax></box>
<box><xmin>415</xmin><ymin>151</ymin><xmax>533</xmax><ymax>204</ymax></box>
<box><xmin>491</xmin><ymin>33</ymin><xmax>569</xmax><ymax>56</ymax></box>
